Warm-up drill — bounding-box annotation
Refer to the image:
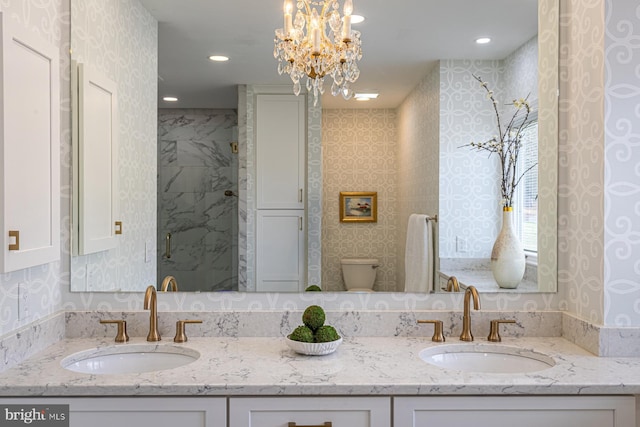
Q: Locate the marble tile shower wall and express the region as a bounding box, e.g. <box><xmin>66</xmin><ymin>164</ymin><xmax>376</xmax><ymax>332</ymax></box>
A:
<box><xmin>157</xmin><ymin>109</ymin><xmax>238</xmax><ymax>292</ymax></box>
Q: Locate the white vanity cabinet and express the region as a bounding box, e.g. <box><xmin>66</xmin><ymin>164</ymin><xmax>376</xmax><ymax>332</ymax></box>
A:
<box><xmin>393</xmin><ymin>396</ymin><xmax>636</xmax><ymax>427</ymax></box>
<box><xmin>0</xmin><ymin>12</ymin><xmax>60</xmax><ymax>273</ymax></box>
<box><xmin>0</xmin><ymin>397</ymin><xmax>226</xmax><ymax>427</ymax></box>
<box><xmin>229</xmin><ymin>397</ymin><xmax>391</xmax><ymax>427</ymax></box>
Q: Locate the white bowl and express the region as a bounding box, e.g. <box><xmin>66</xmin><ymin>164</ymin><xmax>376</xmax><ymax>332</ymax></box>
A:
<box><xmin>285</xmin><ymin>337</ymin><xmax>342</xmax><ymax>356</ymax></box>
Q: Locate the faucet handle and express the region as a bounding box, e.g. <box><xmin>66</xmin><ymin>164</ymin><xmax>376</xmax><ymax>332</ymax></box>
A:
<box><xmin>417</xmin><ymin>320</ymin><xmax>445</xmax><ymax>342</ymax></box>
<box><xmin>100</xmin><ymin>319</ymin><xmax>129</xmax><ymax>343</ymax></box>
<box><xmin>174</xmin><ymin>319</ymin><xmax>203</xmax><ymax>343</ymax></box>
<box><xmin>487</xmin><ymin>319</ymin><xmax>516</xmax><ymax>342</ymax></box>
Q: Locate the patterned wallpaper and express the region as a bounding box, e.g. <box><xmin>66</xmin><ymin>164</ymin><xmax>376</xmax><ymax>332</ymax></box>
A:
<box><xmin>439</xmin><ymin>59</ymin><xmax>504</xmax><ymax>259</ymax></box>
<box><xmin>556</xmin><ymin>0</ymin><xmax>605</xmax><ymax>324</ymax></box>
<box><xmin>69</xmin><ymin>0</ymin><xmax>157</xmax><ymax>292</ymax></box>
<box><xmin>438</xmin><ymin>39</ymin><xmax>538</xmax><ymax>262</ymax></box>
<box><xmin>396</xmin><ymin>65</ymin><xmax>440</xmax><ymax>289</ymax></box>
<box><xmin>4</xmin><ymin>0</ymin><xmax>640</xmax><ymax>338</ymax></box>
<box><xmin>603</xmin><ymin>0</ymin><xmax>640</xmax><ymax>326</ymax></box>
<box><xmin>537</xmin><ymin>0</ymin><xmax>559</xmax><ymax>293</ymax></box>
<box><xmin>321</xmin><ymin>109</ymin><xmax>399</xmax><ymax>292</ymax></box>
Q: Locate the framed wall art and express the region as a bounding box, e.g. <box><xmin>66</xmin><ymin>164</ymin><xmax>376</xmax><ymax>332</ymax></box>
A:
<box><xmin>339</xmin><ymin>191</ymin><xmax>377</xmax><ymax>223</ymax></box>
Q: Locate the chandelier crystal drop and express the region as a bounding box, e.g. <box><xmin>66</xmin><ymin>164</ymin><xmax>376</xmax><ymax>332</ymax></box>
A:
<box><xmin>274</xmin><ymin>0</ymin><xmax>363</xmax><ymax>106</ymax></box>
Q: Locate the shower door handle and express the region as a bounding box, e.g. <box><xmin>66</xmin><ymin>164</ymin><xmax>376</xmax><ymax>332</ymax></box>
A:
<box><xmin>165</xmin><ymin>232</ymin><xmax>172</xmax><ymax>259</ymax></box>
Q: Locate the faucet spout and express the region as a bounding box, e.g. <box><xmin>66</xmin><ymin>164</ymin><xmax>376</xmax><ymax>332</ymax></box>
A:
<box><xmin>460</xmin><ymin>285</ymin><xmax>480</xmax><ymax>341</ymax></box>
<box><xmin>160</xmin><ymin>275</ymin><xmax>178</xmax><ymax>292</ymax></box>
<box><xmin>144</xmin><ymin>285</ymin><xmax>161</xmax><ymax>341</ymax></box>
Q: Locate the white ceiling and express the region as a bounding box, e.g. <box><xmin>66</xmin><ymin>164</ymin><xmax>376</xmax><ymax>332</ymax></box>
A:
<box><xmin>139</xmin><ymin>0</ymin><xmax>538</xmax><ymax>109</ymax></box>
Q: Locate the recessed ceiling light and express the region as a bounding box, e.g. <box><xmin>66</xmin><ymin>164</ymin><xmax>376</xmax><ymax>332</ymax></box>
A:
<box><xmin>475</xmin><ymin>37</ymin><xmax>491</xmax><ymax>44</ymax></box>
<box><xmin>209</xmin><ymin>55</ymin><xmax>229</xmax><ymax>62</ymax></box>
<box><xmin>163</xmin><ymin>96</ymin><xmax>178</xmax><ymax>102</ymax></box>
<box><xmin>351</xmin><ymin>14</ymin><xmax>365</xmax><ymax>24</ymax></box>
<box><xmin>354</xmin><ymin>92</ymin><xmax>379</xmax><ymax>100</ymax></box>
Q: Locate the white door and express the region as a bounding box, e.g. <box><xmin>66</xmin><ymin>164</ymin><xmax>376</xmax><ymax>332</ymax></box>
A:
<box><xmin>0</xmin><ymin>13</ymin><xmax>60</xmax><ymax>273</ymax></box>
<box><xmin>255</xmin><ymin>94</ymin><xmax>305</xmax><ymax>210</ymax></box>
<box><xmin>256</xmin><ymin>210</ymin><xmax>305</xmax><ymax>292</ymax></box>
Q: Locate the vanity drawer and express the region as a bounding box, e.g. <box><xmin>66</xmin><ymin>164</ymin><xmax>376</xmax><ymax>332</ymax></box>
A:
<box><xmin>229</xmin><ymin>396</ymin><xmax>390</xmax><ymax>427</ymax></box>
<box><xmin>394</xmin><ymin>396</ymin><xmax>636</xmax><ymax>427</ymax></box>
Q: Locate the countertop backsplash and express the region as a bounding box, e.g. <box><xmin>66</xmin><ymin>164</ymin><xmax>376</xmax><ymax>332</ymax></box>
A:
<box><xmin>2</xmin><ymin>308</ymin><xmax>639</xmax><ymax>375</ymax></box>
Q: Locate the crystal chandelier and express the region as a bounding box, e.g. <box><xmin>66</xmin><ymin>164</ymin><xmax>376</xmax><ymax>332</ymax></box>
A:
<box><xmin>274</xmin><ymin>0</ymin><xmax>363</xmax><ymax>105</ymax></box>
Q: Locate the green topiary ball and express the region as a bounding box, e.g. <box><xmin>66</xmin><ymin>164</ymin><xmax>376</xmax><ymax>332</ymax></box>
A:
<box><xmin>314</xmin><ymin>325</ymin><xmax>340</xmax><ymax>343</ymax></box>
<box><xmin>302</xmin><ymin>305</ymin><xmax>326</xmax><ymax>331</ymax></box>
<box><xmin>305</xmin><ymin>285</ymin><xmax>322</xmax><ymax>292</ymax></box>
<box><xmin>289</xmin><ymin>325</ymin><xmax>314</xmax><ymax>343</ymax></box>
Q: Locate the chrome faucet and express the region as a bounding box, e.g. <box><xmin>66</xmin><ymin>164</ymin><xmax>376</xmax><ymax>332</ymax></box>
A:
<box><xmin>459</xmin><ymin>285</ymin><xmax>480</xmax><ymax>341</ymax></box>
<box><xmin>144</xmin><ymin>285</ymin><xmax>161</xmax><ymax>341</ymax></box>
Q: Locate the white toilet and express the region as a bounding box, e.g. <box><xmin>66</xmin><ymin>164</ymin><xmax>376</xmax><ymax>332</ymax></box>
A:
<box><xmin>340</xmin><ymin>258</ymin><xmax>379</xmax><ymax>292</ymax></box>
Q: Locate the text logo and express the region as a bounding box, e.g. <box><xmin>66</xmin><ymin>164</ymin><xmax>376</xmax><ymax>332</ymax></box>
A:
<box><xmin>1</xmin><ymin>405</ymin><xmax>68</xmax><ymax>426</ymax></box>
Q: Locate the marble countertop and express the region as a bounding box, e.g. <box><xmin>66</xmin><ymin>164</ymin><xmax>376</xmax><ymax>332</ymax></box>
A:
<box><xmin>1</xmin><ymin>336</ymin><xmax>639</xmax><ymax>396</ymax></box>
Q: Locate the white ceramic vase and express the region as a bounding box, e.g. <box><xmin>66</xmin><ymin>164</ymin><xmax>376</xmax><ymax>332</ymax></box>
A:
<box><xmin>490</xmin><ymin>207</ymin><xmax>526</xmax><ymax>289</ymax></box>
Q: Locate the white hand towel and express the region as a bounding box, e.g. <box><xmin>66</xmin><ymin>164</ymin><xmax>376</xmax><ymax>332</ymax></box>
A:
<box><xmin>404</xmin><ymin>214</ymin><xmax>434</xmax><ymax>292</ymax></box>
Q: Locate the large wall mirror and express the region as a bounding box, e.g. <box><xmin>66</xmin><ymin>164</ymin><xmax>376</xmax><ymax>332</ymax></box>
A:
<box><xmin>69</xmin><ymin>0</ymin><xmax>558</xmax><ymax>294</ymax></box>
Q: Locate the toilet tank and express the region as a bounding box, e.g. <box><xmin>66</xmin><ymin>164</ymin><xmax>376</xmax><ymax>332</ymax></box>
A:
<box><xmin>340</xmin><ymin>258</ymin><xmax>379</xmax><ymax>289</ymax></box>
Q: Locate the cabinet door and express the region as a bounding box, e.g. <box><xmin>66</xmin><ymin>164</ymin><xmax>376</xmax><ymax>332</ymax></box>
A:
<box><xmin>73</xmin><ymin>63</ymin><xmax>119</xmax><ymax>255</ymax></box>
<box><xmin>394</xmin><ymin>396</ymin><xmax>636</xmax><ymax>427</ymax></box>
<box><xmin>229</xmin><ymin>397</ymin><xmax>390</xmax><ymax>427</ymax></box>
<box><xmin>256</xmin><ymin>94</ymin><xmax>305</xmax><ymax>210</ymax></box>
<box><xmin>0</xmin><ymin>397</ymin><xmax>226</xmax><ymax>427</ymax></box>
<box><xmin>256</xmin><ymin>210</ymin><xmax>305</xmax><ymax>292</ymax></box>
<box><xmin>0</xmin><ymin>12</ymin><xmax>60</xmax><ymax>273</ymax></box>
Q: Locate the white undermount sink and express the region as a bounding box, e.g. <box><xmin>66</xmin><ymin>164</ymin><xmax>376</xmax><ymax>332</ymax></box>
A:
<box><xmin>419</xmin><ymin>344</ymin><xmax>555</xmax><ymax>374</ymax></box>
<box><xmin>61</xmin><ymin>344</ymin><xmax>200</xmax><ymax>375</ymax></box>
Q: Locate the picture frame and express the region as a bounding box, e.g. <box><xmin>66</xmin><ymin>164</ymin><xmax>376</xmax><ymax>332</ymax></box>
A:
<box><xmin>339</xmin><ymin>191</ymin><xmax>378</xmax><ymax>223</ymax></box>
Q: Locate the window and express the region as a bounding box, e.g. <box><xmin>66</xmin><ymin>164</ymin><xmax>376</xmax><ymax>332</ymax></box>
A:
<box><xmin>513</xmin><ymin>119</ymin><xmax>538</xmax><ymax>254</ymax></box>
